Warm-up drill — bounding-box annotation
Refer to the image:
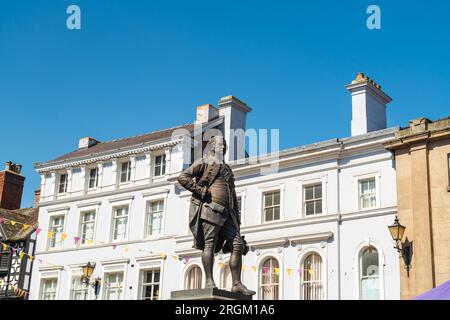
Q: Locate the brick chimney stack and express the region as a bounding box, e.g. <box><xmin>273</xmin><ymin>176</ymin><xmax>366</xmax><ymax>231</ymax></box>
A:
<box><xmin>0</xmin><ymin>161</ymin><xmax>25</xmax><ymax>210</ymax></box>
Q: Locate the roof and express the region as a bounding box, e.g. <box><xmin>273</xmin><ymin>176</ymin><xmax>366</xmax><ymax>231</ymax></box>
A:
<box><xmin>0</xmin><ymin>208</ymin><xmax>39</xmax><ymax>241</ymax></box>
<box><xmin>39</xmin><ymin>122</ymin><xmax>196</xmax><ymax>167</ymax></box>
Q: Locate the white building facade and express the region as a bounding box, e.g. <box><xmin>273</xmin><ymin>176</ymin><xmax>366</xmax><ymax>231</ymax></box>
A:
<box><xmin>29</xmin><ymin>74</ymin><xmax>400</xmax><ymax>300</ymax></box>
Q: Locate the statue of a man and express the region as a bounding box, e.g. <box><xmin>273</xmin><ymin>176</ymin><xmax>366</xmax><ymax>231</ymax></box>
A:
<box><xmin>177</xmin><ymin>136</ymin><xmax>256</xmax><ymax>295</ymax></box>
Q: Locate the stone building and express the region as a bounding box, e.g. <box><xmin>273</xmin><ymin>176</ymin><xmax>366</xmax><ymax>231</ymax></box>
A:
<box><xmin>384</xmin><ymin>117</ymin><xmax>450</xmax><ymax>300</ymax></box>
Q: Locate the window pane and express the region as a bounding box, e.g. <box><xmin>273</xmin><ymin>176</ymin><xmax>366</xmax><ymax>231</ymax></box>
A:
<box><xmin>305</xmin><ymin>186</ymin><xmax>314</xmax><ymax>200</ymax></box>
<box><xmin>314</xmin><ymin>185</ymin><xmax>322</xmax><ymax>198</ymax></box>
<box><xmin>265</xmin><ymin>208</ymin><xmax>273</xmax><ymax>222</ymax></box>
<box><xmin>273</xmin><ymin>207</ymin><xmax>280</xmax><ymax>220</ymax></box>
<box><xmin>361</xmin><ymin>247</ymin><xmax>379</xmax><ymax>277</ymax></box>
<box><xmin>273</xmin><ymin>192</ymin><xmax>280</xmax><ymax>205</ymax></box>
<box><xmin>264</xmin><ymin>193</ymin><xmax>272</xmax><ymax>207</ymax></box>
<box><xmin>305</xmin><ymin>201</ymin><xmax>314</xmax><ymax>215</ymax></box>
<box><xmin>260</xmin><ymin>258</ymin><xmax>279</xmax><ymax>300</ymax></box>
<box><xmin>315</xmin><ymin>200</ymin><xmax>322</xmax><ymax>214</ymax></box>
<box><xmin>302</xmin><ymin>253</ymin><xmax>323</xmax><ymax>300</ymax></box>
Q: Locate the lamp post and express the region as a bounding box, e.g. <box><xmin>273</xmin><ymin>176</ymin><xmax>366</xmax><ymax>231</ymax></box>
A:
<box><xmin>388</xmin><ymin>216</ymin><xmax>413</xmax><ymax>277</ymax></box>
<box><xmin>82</xmin><ymin>262</ymin><xmax>101</xmax><ymax>299</ymax></box>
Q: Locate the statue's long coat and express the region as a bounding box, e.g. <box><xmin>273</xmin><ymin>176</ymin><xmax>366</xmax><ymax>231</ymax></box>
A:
<box><xmin>177</xmin><ymin>159</ymin><xmax>241</xmax><ymax>253</ymax></box>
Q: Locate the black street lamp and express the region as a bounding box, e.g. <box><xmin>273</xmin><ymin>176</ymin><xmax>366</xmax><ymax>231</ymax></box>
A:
<box><xmin>388</xmin><ymin>216</ymin><xmax>413</xmax><ymax>277</ymax></box>
<box><xmin>82</xmin><ymin>262</ymin><xmax>101</xmax><ymax>299</ymax></box>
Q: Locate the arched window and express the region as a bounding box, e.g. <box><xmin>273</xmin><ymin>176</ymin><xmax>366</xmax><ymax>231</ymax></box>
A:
<box><xmin>359</xmin><ymin>246</ymin><xmax>380</xmax><ymax>300</ymax></box>
<box><xmin>259</xmin><ymin>257</ymin><xmax>279</xmax><ymax>300</ymax></box>
<box><xmin>185</xmin><ymin>265</ymin><xmax>202</xmax><ymax>290</ymax></box>
<box><xmin>301</xmin><ymin>253</ymin><xmax>323</xmax><ymax>300</ymax></box>
<box><xmin>220</xmin><ymin>263</ymin><xmax>232</xmax><ymax>291</ymax></box>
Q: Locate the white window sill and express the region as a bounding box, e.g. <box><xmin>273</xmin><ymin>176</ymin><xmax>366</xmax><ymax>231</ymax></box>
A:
<box><xmin>358</xmin><ymin>205</ymin><xmax>379</xmax><ymax>212</ymax></box>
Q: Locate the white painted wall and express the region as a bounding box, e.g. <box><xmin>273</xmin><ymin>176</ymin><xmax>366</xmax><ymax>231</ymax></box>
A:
<box><xmin>29</xmin><ymin>126</ymin><xmax>400</xmax><ymax>300</ymax></box>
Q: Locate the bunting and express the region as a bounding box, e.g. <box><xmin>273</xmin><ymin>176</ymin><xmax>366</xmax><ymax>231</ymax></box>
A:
<box><xmin>0</xmin><ymin>215</ymin><xmax>320</xmax><ymax>279</ymax></box>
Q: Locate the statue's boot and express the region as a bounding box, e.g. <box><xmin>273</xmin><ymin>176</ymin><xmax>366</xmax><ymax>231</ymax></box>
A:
<box><xmin>202</xmin><ymin>239</ymin><xmax>218</xmax><ymax>290</ymax></box>
<box><xmin>231</xmin><ymin>283</ymin><xmax>256</xmax><ymax>296</ymax></box>
<box><xmin>229</xmin><ymin>245</ymin><xmax>256</xmax><ymax>296</ymax></box>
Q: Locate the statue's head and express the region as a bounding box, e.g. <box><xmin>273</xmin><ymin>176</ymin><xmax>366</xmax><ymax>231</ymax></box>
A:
<box><xmin>204</xmin><ymin>135</ymin><xmax>227</xmax><ymax>162</ymax></box>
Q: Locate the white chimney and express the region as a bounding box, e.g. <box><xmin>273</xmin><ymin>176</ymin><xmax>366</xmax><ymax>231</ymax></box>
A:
<box><xmin>346</xmin><ymin>73</ymin><xmax>392</xmax><ymax>136</ymax></box>
<box><xmin>218</xmin><ymin>95</ymin><xmax>252</xmax><ymax>162</ymax></box>
<box><xmin>79</xmin><ymin>137</ymin><xmax>99</xmax><ymax>149</ymax></box>
<box><xmin>195</xmin><ymin>104</ymin><xmax>220</xmax><ymax>124</ymax></box>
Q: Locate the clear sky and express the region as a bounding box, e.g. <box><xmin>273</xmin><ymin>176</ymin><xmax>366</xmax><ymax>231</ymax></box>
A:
<box><xmin>1</xmin><ymin>0</ymin><xmax>449</xmax><ymax>207</ymax></box>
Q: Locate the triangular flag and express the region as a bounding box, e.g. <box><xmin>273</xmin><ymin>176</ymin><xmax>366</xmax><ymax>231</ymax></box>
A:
<box><xmin>112</xmin><ymin>244</ymin><xmax>117</xmax><ymax>250</ymax></box>
<box><xmin>61</xmin><ymin>233</ymin><xmax>68</xmax><ymax>241</ymax></box>
<box><xmin>35</xmin><ymin>228</ymin><xmax>42</xmax><ymax>236</ymax></box>
<box><xmin>160</xmin><ymin>254</ymin><xmax>167</xmax><ymax>260</ymax></box>
<box><xmin>28</xmin><ymin>255</ymin><xmax>33</xmax><ymax>262</ymax></box>
<box><xmin>47</xmin><ymin>231</ymin><xmax>54</xmax><ymax>239</ymax></box>
<box><xmin>74</xmin><ymin>237</ymin><xmax>81</xmax><ymax>245</ymax></box>
<box><xmin>308</xmin><ymin>269</ymin><xmax>314</xmax><ymax>276</ymax></box>
<box><xmin>10</xmin><ymin>220</ymin><xmax>16</xmax><ymax>226</ymax></box>
<box><xmin>87</xmin><ymin>240</ymin><xmax>93</xmax><ymax>246</ymax></box>
<box><xmin>0</xmin><ymin>217</ymin><xmax>4</xmax><ymax>224</ymax></box>
<box><xmin>183</xmin><ymin>256</ymin><xmax>190</xmax><ymax>264</ymax></box>
<box><xmin>286</xmin><ymin>268</ymin><xmax>293</xmax><ymax>276</ymax></box>
<box><xmin>251</xmin><ymin>266</ymin><xmax>257</xmax><ymax>272</ymax></box>
<box><xmin>124</xmin><ymin>245</ymin><xmax>129</xmax><ymax>253</ymax></box>
<box><xmin>218</xmin><ymin>262</ymin><xmax>224</xmax><ymax>269</ymax></box>
<box><xmin>274</xmin><ymin>267</ymin><xmax>280</xmax><ymax>275</ymax></box>
<box><xmin>22</xmin><ymin>224</ymin><xmax>30</xmax><ymax>230</ymax></box>
<box><xmin>2</xmin><ymin>243</ymin><xmax>7</xmax><ymax>251</ymax></box>
<box><xmin>11</xmin><ymin>247</ymin><xmax>16</xmax><ymax>254</ymax></box>
<box><xmin>172</xmin><ymin>255</ymin><xmax>178</xmax><ymax>261</ymax></box>
<box><xmin>19</xmin><ymin>251</ymin><xmax>25</xmax><ymax>260</ymax></box>
<box><xmin>241</xmin><ymin>265</ymin><xmax>247</xmax><ymax>272</ymax></box>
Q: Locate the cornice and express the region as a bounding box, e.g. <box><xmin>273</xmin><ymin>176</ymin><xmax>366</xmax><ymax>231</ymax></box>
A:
<box><xmin>35</xmin><ymin>138</ymin><xmax>183</xmax><ymax>173</ymax></box>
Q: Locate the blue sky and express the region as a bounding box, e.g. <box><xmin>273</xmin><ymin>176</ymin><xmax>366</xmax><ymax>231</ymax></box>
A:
<box><xmin>1</xmin><ymin>0</ymin><xmax>449</xmax><ymax>207</ymax></box>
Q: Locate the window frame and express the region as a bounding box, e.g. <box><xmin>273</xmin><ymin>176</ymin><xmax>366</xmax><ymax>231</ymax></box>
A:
<box><xmin>144</xmin><ymin>199</ymin><xmax>165</xmax><ymax>239</ymax></box>
<box><xmin>184</xmin><ymin>265</ymin><xmax>203</xmax><ymax>290</ymax></box>
<box><xmin>47</xmin><ymin>214</ymin><xmax>66</xmax><ymax>250</ymax></box>
<box><xmin>69</xmin><ymin>270</ymin><xmax>90</xmax><ymax>300</ymax></box>
<box><xmin>139</xmin><ymin>268</ymin><xmax>161</xmax><ymax>300</ymax></box>
<box><xmin>359</xmin><ymin>246</ymin><xmax>381</xmax><ymax>300</ymax></box>
<box><xmin>119</xmin><ymin>161</ymin><xmax>131</xmax><ymax>184</ymax></box>
<box><xmin>258</xmin><ymin>257</ymin><xmax>280</xmax><ymax>300</ymax></box>
<box><xmin>39</xmin><ymin>277</ymin><xmax>59</xmax><ymax>300</ymax></box>
<box><xmin>102</xmin><ymin>271</ymin><xmax>125</xmax><ymax>300</ymax></box>
<box><xmin>57</xmin><ymin>173</ymin><xmax>68</xmax><ymax>194</ymax></box>
<box><xmin>111</xmin><ymin>206</ymin><xmax>129</xmax><ymax>242</ymax></box>
<box><xmin>79</xmin><ymin>210</ymin><xmax>97</xmax><ymax>246</ymax></box>
<box><xmin>88</xmin><ymin>167</ymin><xmax>99</xmax><ymax>189</ymax></box>
<box><xmin>0</xmin><ymin>244</ymin><xmax>11</xmax><ymax>278</ymax></box>
<box><xmin>353</xmin><ymin>173</ymin><xmax>380</xmax><ymax>211</ymax></box>
<box><xmin>262</xmin><ymin>190</ymin><xmax>282</xmax><ymax>223</ymax></box>
<box><xmin>300</xmin><ymin>252</ymin><xmax>324</xmax><ymax>300</ymax></box>
<box><xmin>153</xmin><ymin>154</ymin><xmax>167</xmax><ymax>177</ymax></box>
<box><xmin>303</xmin><ymin>183</ymin><xmax>323</xmax><ymax>216</ymax></box>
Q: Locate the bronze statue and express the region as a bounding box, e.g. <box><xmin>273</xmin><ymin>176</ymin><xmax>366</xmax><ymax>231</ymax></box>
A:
<box><xmin>177</xmin><ymin>136</ymin><xmax>256</xmax><ymax>296</ymax></box>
